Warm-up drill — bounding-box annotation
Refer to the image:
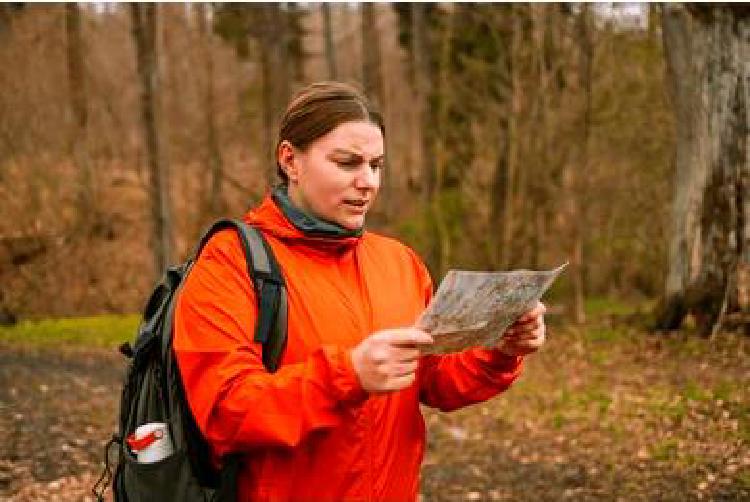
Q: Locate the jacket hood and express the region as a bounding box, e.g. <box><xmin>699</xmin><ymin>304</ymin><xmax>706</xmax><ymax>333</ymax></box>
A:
<box><xmin>244</xmin><ymin>186</ymin><xmax>363</xmax><ymax>253</ymax></box>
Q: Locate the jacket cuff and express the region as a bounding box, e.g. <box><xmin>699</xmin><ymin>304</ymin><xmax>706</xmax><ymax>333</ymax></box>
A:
<box><xmin>469</xmin><ymin>348</ymin><xmax>525</xmax><ymax>384</ymax></box>
<box><xmin>484</xmin><ymin>350</ymin><xmax>524</xmax><ymax>372</ymax></box>
<box><xmin>322</xmin><ymin>345</ymin><xmax>369</xmax><ymax>406</ymax></box>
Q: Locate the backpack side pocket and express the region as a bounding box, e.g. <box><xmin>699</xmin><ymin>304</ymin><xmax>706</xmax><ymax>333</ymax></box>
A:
<box><xmin>119</xmin><ymin>447</ymin><xmax>211</xmax><ymax>502</ymax></box>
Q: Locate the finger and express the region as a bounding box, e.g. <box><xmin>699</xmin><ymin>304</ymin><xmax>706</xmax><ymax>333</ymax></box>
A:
<box><xmin>514</xmin><ymin>316</ymin><xmax>540</xmax><ymax>328</ymax></box>
<box><xmin>512</xmin><ymin>327</ymin><xmax>544</xmax><ymax>340</ymax></box>
<box><xmin>513</xmin><ymin>321</ymin><xmax>541</xmax><ymax>334</ymax></box>
<box><xmin>506</xmin><ymin>322</ymin><xmax>540</xmax><ymax>337</ymax></box>
<box><xmin>369</xmin><ymin>346</ymin><xmax>391</xmax><ymax>364</ymax></box>
<box><xmin>390</xmin><ymin>360</ymin><xmax>418</xmax><ymax>377</ymax></box>
<box><xmin>385</xmin><ymin>373</ymin><xmax>416</xmax><ymax>391</ymax></box>
<box><xmin>518</xmin><ymin>329</ymin><xmax>546</xmax><ymax>346</ymax></box>
<box><xmin>501</xmin><ymin>335</ymin><xmax>544</xmax><ymax>355</ymax></box>
<box><xmin>504</xmin><ymin>327</ymin><xmax>522</xmax><ymax>338</ymax></box>
<box><xmin>506</xmin><ymin>322</ymin><xmax>544</xmax><ymax>340</ymax></box>
<box><xmin>388</xmin><ymin>329</ymin><xmax>434</xmax><ymax>347</ymax></box>
<box><xmin>393</xmin><ymin>347</ymin><xmax>421</xmax><ymax>362</ymax></box>
<box><xmin>517</xmin><ymin>302</ymin><xmax>546</xmax><ymax>323</ymax></box>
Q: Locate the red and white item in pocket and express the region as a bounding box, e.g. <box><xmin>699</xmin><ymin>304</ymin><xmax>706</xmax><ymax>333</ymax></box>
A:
<box><xmin>126</xmin><ymin>422</ymin><xmax>175</xmax><ymax>463</ymax></box>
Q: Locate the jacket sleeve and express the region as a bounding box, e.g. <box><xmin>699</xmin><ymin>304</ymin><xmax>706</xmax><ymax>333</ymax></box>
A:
<box><xmin>173</xmin><ymin>230</ymin><xmax>367</xmax><ymax>458</ymax></box>
<box><xmin>406</xmin><ymin>248</ymin><xmax>525</xmax><ymax>412</ymax></box>
<box><xmin>418</xmin><ymin>350</ymin><xmax>524</xmax><ymax>412</ymax></box>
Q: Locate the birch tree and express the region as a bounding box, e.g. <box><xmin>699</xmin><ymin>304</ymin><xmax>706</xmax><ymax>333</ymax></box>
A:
<box><xmin>656</xmin><ymin>4</ymin><xmax>749</xmax><ymax>335</ymax></box>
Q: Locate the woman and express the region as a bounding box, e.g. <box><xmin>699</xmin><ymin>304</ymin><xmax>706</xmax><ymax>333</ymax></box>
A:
<box><xmin>173</xmin><ymin>82</ymin><xmax>546</xmax><ymax>501</ymax></box>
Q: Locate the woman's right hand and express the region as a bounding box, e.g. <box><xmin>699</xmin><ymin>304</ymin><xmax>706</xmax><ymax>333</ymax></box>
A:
<box><xmin>350</xmin><ymin>328</ymin><xmax>434</xmax><ymax>393</ymax></box>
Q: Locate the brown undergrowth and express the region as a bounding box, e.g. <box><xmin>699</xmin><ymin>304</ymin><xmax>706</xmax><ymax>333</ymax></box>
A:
<box><xmin>1</xmin><ymin>311</ymin><xmax>748</xmax><ymax>501</ymax></box>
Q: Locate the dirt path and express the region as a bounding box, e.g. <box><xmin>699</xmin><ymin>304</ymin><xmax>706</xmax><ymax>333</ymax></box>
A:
<box><xmin>1</xmin><ymin>326</ymin><xmax>749</xmax><ymax>501</ymax></box>
<box><xmin>0</xmin><ymin>344</ymin><xmax>124</xmax><ymax>501</ymax></box>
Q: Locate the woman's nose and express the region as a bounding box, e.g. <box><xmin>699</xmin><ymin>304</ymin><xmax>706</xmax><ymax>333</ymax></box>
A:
<box><xmin>354</xmin><ymin>165</ymin><xmax>379</xmax><ymax>189</ymax></box>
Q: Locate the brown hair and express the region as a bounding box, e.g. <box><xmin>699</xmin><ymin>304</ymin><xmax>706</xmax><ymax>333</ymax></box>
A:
<box><xmin>275</xmin><ymin>81</ymin><xmax>384</xmax><ymax>182</ymax></box>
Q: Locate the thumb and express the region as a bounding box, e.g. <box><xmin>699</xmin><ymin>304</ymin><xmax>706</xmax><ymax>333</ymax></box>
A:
<box><xmin>388</xmin><ymin>328</ymin><xmax>434</xmax><ymax>347</ymax></box>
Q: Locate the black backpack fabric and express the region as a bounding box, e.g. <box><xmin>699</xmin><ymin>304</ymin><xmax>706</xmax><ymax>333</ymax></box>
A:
<box><xmin>94</xmin><ymin>219</ymin><xmax>288</xmax><ymax>502</ymax></box>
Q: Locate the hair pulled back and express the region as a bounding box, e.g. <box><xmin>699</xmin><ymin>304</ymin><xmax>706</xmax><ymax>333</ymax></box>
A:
<box><xmin>276</xmin><ymin>81</ymin><xmax>384</xmax><ymax>182</ymax></box>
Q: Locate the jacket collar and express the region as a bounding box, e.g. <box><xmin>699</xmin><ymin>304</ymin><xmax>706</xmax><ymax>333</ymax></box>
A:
<box><xmin>244</xmin><ymin>185</ymin><xmax>363</xmax><ymax>253</ymax></box>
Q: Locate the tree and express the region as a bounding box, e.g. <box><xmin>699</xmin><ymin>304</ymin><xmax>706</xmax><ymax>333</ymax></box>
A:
<box><xmin>195</xmin><ymin>3</ymin><xmax>224</xmax><ymax>219</ymax></box>
<box><xmin>361</xmin><ymin>4</ymin><xmax>385</xmax><ymax>109</ymax></box>
<box><xmin>656</xmin><ymin>5</ymin><xmax>750</xmax><ymax>335</ymax></box>
<box><xmin>493</xmin><ymin>7</ymin><xmax>519</xmax><ymax>270</ymax></box>
<box><xmin>131</xmin><ymin>3</ymin><xmax>173</xmax><ymax>277</ymax></box>
<box><xmin>322</xmin><ymin>3</ymin><xmax>337</xmax><ymax>80</ymax></box>
<box><xmin>567</xmin><ymin>3</ymin><xmax>593</xmax><ymax>324</ymax></box>
<box><xmin>65</xmin><ymin>2</ymin><xmax>94</xmax><ymax>229</ymax></box>
<box><xmin>0</xmin><ymin>3</ymin><xmax>23</xmax><ymax>37</ymax></box>
<box><xmin>213</xmin><ymin>4</ymin><xmax>305</xmax><ymax>185</ymax></box>
<box><xmin>361</xmin><ymin>4</ymin><xmax>392</xmax><ymax>221</ymax></box>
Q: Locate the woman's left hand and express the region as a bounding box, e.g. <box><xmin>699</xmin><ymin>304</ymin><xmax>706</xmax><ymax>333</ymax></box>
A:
<box><xmin>496</xmin><ymin>301</ymin><xmax>546</xmax><ymax>357</ymax></box>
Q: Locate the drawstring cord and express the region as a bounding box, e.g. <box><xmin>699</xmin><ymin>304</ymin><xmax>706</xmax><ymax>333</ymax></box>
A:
<box><xmin>92</xmin><ymin>434</ymin><xmax>119</xmax><ymax>502</ymax></box>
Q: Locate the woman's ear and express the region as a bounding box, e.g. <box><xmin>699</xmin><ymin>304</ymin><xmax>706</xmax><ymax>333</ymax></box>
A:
<box><xmin>277</xmin><ymin>140</ymin><xmax>300</xmax><ymax>183</ymax></box>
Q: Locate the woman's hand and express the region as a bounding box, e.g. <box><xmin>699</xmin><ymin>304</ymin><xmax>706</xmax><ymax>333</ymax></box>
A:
<box><xmin>496</xmin><ymin>301</ymin><xmax>546</xmax><ymax>357</ymax></box>
<box><xmin>350</xmin><ymin>328</ymin><xmax>434</xmax><ymax>393</ymax></box>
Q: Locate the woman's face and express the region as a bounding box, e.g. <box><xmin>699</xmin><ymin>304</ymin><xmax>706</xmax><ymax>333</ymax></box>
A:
<box><xmin>279</xmin><ymin>120</ymin><xmax>384</xmax><ymax>230</ymax></box>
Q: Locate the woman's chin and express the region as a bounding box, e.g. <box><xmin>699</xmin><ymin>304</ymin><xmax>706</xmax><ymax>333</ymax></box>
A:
<box><xmin>337</xmin><ymin>214</ymin><xmax>366</xmax><ymax>230</ymax></box>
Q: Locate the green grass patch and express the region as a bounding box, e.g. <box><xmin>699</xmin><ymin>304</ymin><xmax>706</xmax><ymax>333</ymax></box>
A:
<box><xmin>711</xmin><ymin>380</ymin><xmax>736</xmax><ymax>402</ymax></box>
<box><xmin>737</xmin><ymin>404</ymin><xmax>750</xmax><ymax>442</ymax></box>
<box><xmin>588</xmin><ymin>348</ymin><xmax>612</xmax><ymax>366</ymax></box>
<box><xmin>550</xmin><ymin>385</ymin><xmax>613</xmax><ymax>417</ymax></box>
<box><xmin>681</xmin><ymin>380</ymin><xmax>711</xmax><ymax>403</ymax></box>
<box><xmin>578</xmin><ymin>388</ymin><xmax>613</xmax><ymax>414</ymax></box>
<box><xmin>0</xmin><ymin>314</ymin><xmax>139</xmax><ymax>348</ymax></box>
<box><xmin>587</xmin><ymin>325</ymin><xmax>630</xmax><ymax>343</ymax></box>
<box><xmin>584</xmin><ymin>297</ymin><xmax>638</xmax><ymax>318</ymax></box>
<box><xmin>666</xmin><ymin>335</ymin><xmax>706</xmax><ymax>357</ymax></box>
<box><xmin>644</xmin><ymin>388</ymin><xmax>688</xmax><ymax>421</ymax></box>
<box><xmin>737</xmin><ymin>470</ymin><xmax>750</xmax><ymax>490</ymax></box>
<box><xmin>651</xmin><ymin>438</ymin><xmax>679</xmax><ymax>462</ymax></box>
<box><xmin>552</xmin><ymin>413</ymin><xmax>566</xmax><ymax>429</ymax></box>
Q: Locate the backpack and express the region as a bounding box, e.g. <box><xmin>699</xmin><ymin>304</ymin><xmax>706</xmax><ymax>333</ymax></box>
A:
<box><xmin>93</xmin><ymin>219</ymin><xmax>288</xmax><ymax>502</ymax></box>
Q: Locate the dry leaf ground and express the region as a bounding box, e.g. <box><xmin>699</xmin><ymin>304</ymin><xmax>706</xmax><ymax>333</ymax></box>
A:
<box><xmin>1</xmin><ymin>309</ymin><xmax>748</xmax><ymax>501</ymax></box>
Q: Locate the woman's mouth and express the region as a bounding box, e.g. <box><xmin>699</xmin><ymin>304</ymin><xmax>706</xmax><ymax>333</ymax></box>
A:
<box><xmin>343</xmin><ymin>199</ymin><xmax>368</xmax><ymax>212</ymax></box>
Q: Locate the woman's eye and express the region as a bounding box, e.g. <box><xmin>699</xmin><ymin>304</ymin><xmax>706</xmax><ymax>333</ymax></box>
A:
<box><xmin>337</xmin><ymin>160</ymin><xmax>359</xmax><ymax>169</ymax></box>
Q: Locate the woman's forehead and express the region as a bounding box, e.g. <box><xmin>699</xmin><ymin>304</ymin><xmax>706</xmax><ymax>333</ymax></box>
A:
<box><xmin>317</xmin><ymin>121</ymin><xmax>384</xmax><ymax>156</ymax></box>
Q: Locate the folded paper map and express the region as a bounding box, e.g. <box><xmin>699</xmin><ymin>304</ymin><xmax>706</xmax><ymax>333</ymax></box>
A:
<box><xmin>416</xmin><ymin>263</ymin><xmax>567</xmax><ymax>354</ymax></box>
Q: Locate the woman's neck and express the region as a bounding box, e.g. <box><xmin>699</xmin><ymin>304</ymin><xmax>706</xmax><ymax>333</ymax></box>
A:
<box><xmin>271</xmin><ymin>184</ymin><xmax>363</xmax><ymax>238</ymax></box>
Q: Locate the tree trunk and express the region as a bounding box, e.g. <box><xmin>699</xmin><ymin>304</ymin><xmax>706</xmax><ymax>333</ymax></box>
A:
<box><xmin>362</xmin><ymin>4</ymin><xmax>385</xmax><ymax>109</ymax></box>
<box><xmin>410</xmin><ymin>3</ymin><xmax>442</xmax><ymax>274</ymax></box>
<box><xmin>0</xmin><ymin>4</ymin><xmax>22</xmax><ymax>37</ymax></box>
<box><xmin>656</xmin><ymin>5</ymin><xmax>750</xmax><ymax>335</ymax></box>
<box><xmin>411</xmin><ymin>4</ymin><xmax>435</xmax><ymax>207</ymax></box>
<box><xmin>322</xmin><ymin>3</ymin><xmax>337</xmax><ymax>80</ymax></box>
<box><xmin>527</xmin><ymin>4</ymin><xmax>553</xmax><ymax>271</ymax></box>
<box><xmin>257</xmin><ymin>4</ymin><xmax>291</xmax><ymax>185</ymax></box>
<box><xmin>568</xmin><ymin>3</ymin><xmax>592</xmax><ymax>324</ymax></box>
<box><xmin>490</xmin><ymin>7</ymin><xmax>518</xmax><ymax>270</ymax></box>
<box><xmin>431</xmin><ymin>6</ymin><xmax>454</xmax><ymax>278</ymax></box>
<box><xmin>131</xmin><ymin>3</ymin><xmax>172</xmax><ymax>277</ymax></box>
<box><xmin>361</xmin><ymin>3</ymin><xmax>392</xmax><ymax>222</ymax></box>
<box><xmin>196</xmin><ymin>3</ymin><xmax>224</xmax><ymax>219</ymax></box>
<box><xmin>286</xmin><ymin>4</ymin><xmax>306</xmax><ymax>85</ymax></box>
<box><xmin>65</xmin><ymin>3</ymin><xmax>94</xmax><ymax>230</ymax></box>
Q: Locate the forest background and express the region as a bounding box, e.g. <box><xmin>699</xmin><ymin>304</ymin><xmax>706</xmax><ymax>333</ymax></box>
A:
<box><xmin>2</xmin><ymin>2</ymin><xmax>746</xmax><ymax>334</ymax></box>
<box><xmin>0</xmin><ymin>2</ymin><xmax>678</xmax><ymax>321</ymax></box>
<box><xmin>0</xmin><ymin>3</ymin><xmax>749</xmax><ymax>500</ymax></box>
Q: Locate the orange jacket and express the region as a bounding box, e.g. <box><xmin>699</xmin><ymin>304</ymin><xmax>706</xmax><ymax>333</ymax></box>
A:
<box><xmin>173</xmin><ymin>194</ymin><xmax>524</xmax><ymax>501</ymax></box>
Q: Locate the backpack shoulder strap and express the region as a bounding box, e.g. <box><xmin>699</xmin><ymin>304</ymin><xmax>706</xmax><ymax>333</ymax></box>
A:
<box><xmin>192</xmin><ymin>219</ymin><xmax>288</xmax><ymax>499</ymax></box>
<box><xmin>192</xmin><ymin>218</ymin><xmax>288</xmax><ymax>373</ymax></box>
